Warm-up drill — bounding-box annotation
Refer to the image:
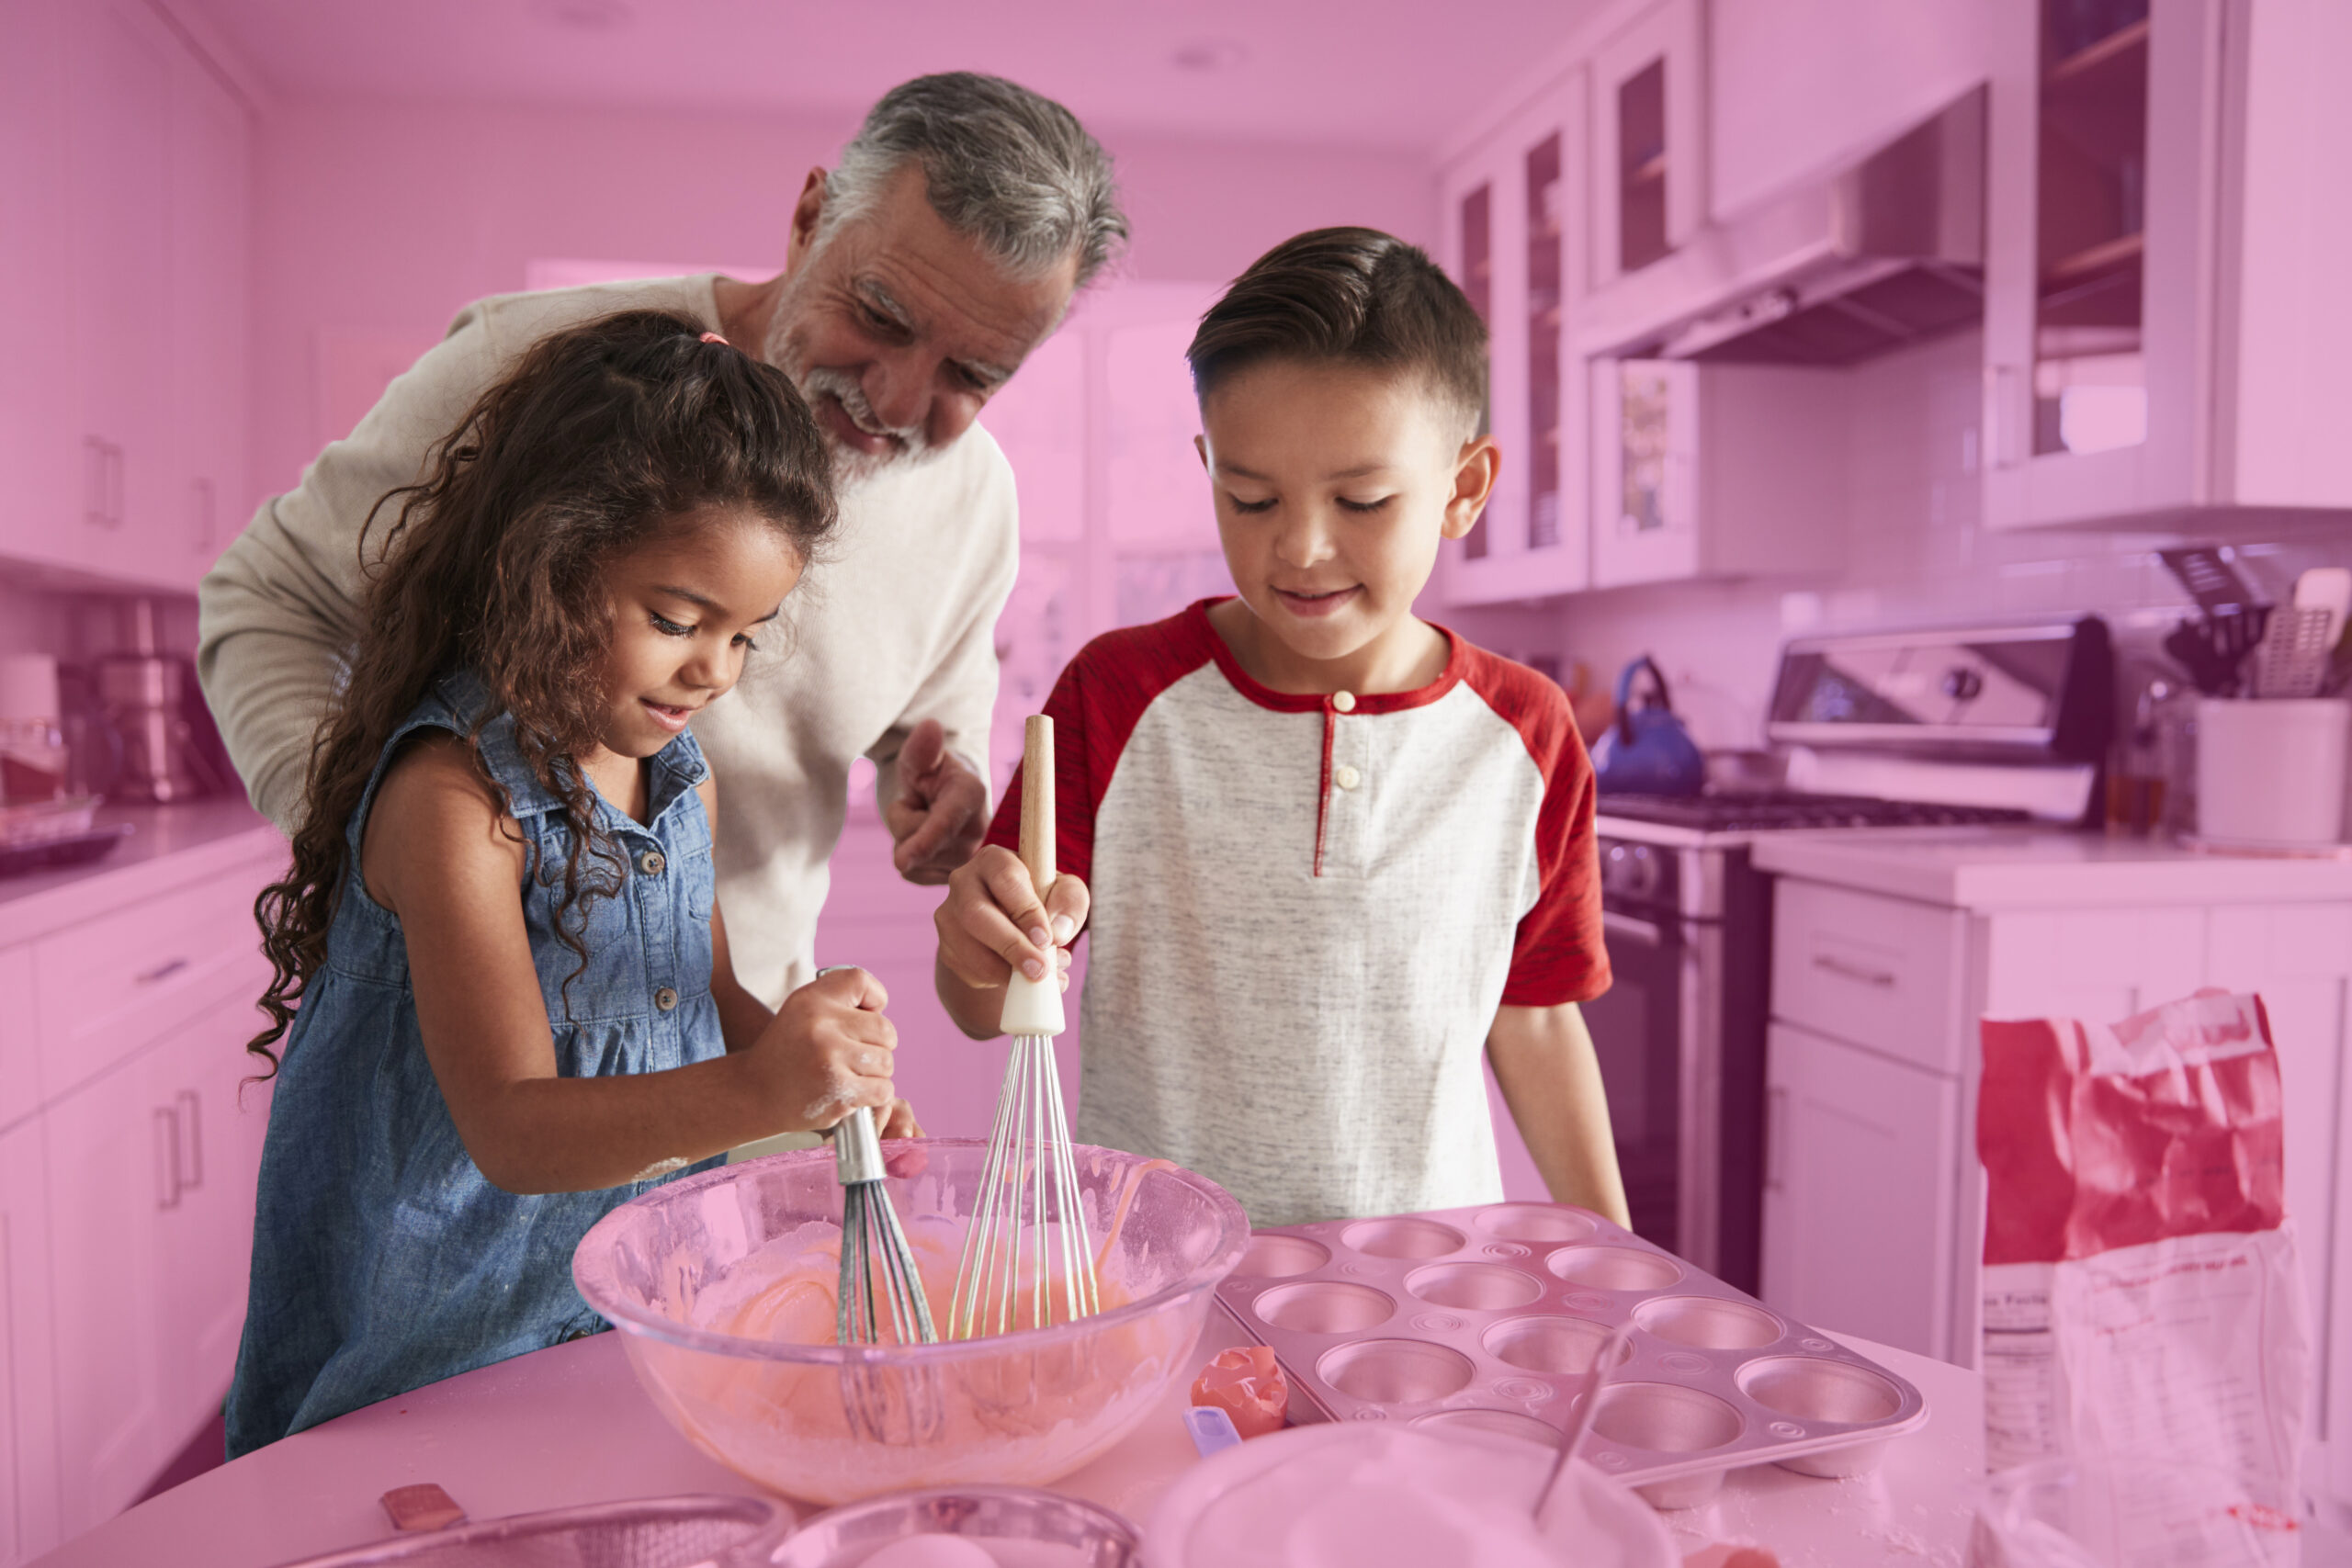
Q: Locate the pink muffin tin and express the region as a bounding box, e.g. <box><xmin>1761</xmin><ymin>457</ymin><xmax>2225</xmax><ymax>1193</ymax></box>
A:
<box><xmin>1215</xmin><ymin>1201</ymin><xmax>1928</xmax><ymax>1508</ymax></box>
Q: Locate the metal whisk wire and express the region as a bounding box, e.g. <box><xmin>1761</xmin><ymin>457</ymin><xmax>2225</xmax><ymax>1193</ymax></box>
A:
<box><xmin>951</xmin><ymin>1032</ymin><xmax>1099</xmax><ymax>1338</ymax></box>
<box><xmin>948</xmin><ymin>715</ymin><xmax>1101</xmax><ymax>1340</ymax></box>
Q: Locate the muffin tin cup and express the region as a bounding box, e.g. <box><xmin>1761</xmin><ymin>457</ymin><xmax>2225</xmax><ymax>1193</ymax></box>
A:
<box><xmin>1216</xmin><ymin>1201</ymin><xmax>1928</xmax><ymax>1509</ymax></box>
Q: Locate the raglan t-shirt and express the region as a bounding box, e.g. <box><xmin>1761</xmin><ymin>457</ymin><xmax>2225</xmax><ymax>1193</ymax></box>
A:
<box><xmin>983</xmin><ymin>600</ymin><xmax>1611</xmax><ymax>1226</ymax></box>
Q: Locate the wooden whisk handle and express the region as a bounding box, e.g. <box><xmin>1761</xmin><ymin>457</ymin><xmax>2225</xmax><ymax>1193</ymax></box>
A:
<box><xmin>1020</xmin><ymin>714</ymin><xmax>1056</xmax><ymax>900</ymax></box>
<box><xmin>999</xmin><ymin>713</ymin><xmax>1067</xmax><ymax>1039</ymax></box>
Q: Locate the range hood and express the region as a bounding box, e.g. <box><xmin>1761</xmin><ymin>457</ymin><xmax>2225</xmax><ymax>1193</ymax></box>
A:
<box><xmin>1587</xmin><ymin>86</ymin><xmax>1986</xmax><ymax>367</ymax></box>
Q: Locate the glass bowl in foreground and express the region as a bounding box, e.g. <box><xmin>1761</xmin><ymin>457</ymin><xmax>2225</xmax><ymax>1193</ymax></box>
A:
<box><xmin>573</xmin><ymin>1141</ymin><xmax>1249</xmax><ymax>1505</ymax></box>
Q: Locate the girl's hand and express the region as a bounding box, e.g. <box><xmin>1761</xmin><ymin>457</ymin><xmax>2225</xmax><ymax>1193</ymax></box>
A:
<box><xmin>747</xmin><ymin>966</ymin><xmax>899</xmax><ymax>1131</ymax></box>
<box><xmin>935</xmin><ymin>845</ymin><xmax>1089</xmax><ymax>994</ymax></box>
<box><xmin>877</xmin><ymin>1097</ymin><xmax>924</xmax><ymax>1140</ymax></box>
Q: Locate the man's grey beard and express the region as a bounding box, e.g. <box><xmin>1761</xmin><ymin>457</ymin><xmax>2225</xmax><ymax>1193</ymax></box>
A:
<box><xmin>762</xmin><ymin>299</ymin><xmax>938</xmax><ymax>487</ymax></box>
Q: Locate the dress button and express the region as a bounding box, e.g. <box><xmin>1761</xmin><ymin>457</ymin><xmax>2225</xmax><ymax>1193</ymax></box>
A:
<box><xmin>1332</xmin><ymin>691</ymin><xmax>1357</xmax><ymax>713</ymax></box>
<box><xmin>1334</xmin><ymin>764</ymin><xmax>1362</xmax><ymax>791</ymax></box>
<box><xmin>654</xmin><ymin>987</ymin><xmax>679</xmax><ymax>1011</ymax></box>
<box><xmin>637</xmin><ymin>849</ymin><xmax>667</xmax><ymax>877</ymax></box>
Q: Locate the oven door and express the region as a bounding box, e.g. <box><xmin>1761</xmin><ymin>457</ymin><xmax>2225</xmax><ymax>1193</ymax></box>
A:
<box><xmin>1581</xmin><ymin>902</ymin><xmax>1706</xmax><ymax>1264</ymax></box>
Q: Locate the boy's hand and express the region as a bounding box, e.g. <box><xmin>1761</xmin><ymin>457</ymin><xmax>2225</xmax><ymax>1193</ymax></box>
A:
<box><xmin>936</xmin><ymin>845</ymin><xmax>1089</xmax><ymax>993</ymax></box>
<box><xmin>748</xmin><ymin>966</ymin><xmax>899</xmax><ymax>1131</ymax></box>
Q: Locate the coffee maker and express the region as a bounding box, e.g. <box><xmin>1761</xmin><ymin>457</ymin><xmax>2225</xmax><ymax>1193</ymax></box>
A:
<box><xmin>95</xmin><ymin>600</ymin><xmax>209</xmax><ymax>804</ymax></box>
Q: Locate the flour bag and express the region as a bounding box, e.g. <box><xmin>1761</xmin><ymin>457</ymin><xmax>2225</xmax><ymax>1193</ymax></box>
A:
<box><xmin>1976</xmin><ymin>990</ymin><xmax>2308</xmax><ymax>1564</ymax></box>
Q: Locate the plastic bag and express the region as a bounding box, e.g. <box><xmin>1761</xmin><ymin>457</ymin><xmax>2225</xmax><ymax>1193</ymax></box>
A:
<box><xmin>1974</xmin><ymin>990</ymin><xmax>2308</xmax><ymax>1567</ymax></box>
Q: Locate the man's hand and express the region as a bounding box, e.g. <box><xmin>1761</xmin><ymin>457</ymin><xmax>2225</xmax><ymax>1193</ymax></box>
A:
<box><xmin>885</xmin><ymin>718</ymin><xmax>989</xmax><ymax>885</ymax></box>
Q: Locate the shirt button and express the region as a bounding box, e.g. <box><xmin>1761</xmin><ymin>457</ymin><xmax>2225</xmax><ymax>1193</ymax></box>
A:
<box><xmin>654</xmin><ymin>986</ymin><xmax>679</xmax><ymax>1011</ymax></box>
<box><xmin>637</xmin><ymin>849</ymin><xmax>667</xmax><ymax>877</ymax></box>
<box><xmin>1332</xmin><ymin>691</ymin><xmax>1357</xmax><ymax>713</ymax></box>
<box><xmin>1334</xmin><ymin>764</ymin><xmax>1362</xmax><ymax>791</ymax></box>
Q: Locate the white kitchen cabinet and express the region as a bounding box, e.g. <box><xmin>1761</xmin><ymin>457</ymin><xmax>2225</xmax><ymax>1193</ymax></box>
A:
<box><xmin>1588</xmin><ymin>0</ymin><xmax>1705</xmax><ymax>294</ymax></box>
<box><xmin>1708</xmin><ymin>0</ymin><xmax>1996</xmax><ymax>220</ymax></box>
<box><xmin>1584</xmin><ymin>355</ymin><xmax>1848</xmax><ymax>589</ymax></box>
<box><xmin>66</xmin><ymin>0</ymin><xmax>176</xmax><ymax>578</ymax></box>
<box><xmin>0</xmin><ymin>0</ymin><xmax>251</xmax><ymax>591</ymax></box>
<box><xmin>150</xmin><ymin>988</ymin><xmax>272</xmax><ymax>1443</ymax></box>
<box><xmin>1436</xmin><ymin>75</ymin><xmax>1594</xmax><ymax>606</ymax></box>
<box><xmin>1982</xmin><ymin>0</ymin><xmax>2352</xmax><ymax>529</ymax></box>
<box><xmin>44</xmin><ymin>1039</ymin><xmax>173</xmax><ymax>1537</ymax></box>
<box><xmin>0</xmin><ymin>818</ymin><xmax>281</xmax><ymax>1559</ymax></box>
<box><xmin>0</xmin><ymin>1118</ymin><xmax>62</xmax><ymax>1568</ymax></box>
<box><xmin>166</xmin><ymin>41</ymin><xmax>253</xmax><ymax>575</ymax></box>
<box><xmin>1761</xmin><ymin>1021</ymin><xmax>1960</xmax><ymax>1360</ymax></box>
<box><xmin>0</xmin><ymin>0</ymin><xmax>78</xmax><ymax>582</ymax></box>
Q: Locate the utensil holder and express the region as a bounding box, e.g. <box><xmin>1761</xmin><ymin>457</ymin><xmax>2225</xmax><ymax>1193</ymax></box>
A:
<box><xmin>2196</xmin><ymin>698</ymin><xmax>2351</xmax><ymax>846</ymax></box>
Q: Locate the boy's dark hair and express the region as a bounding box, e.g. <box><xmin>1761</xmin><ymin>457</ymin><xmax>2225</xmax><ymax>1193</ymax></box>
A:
<box><xmin>1185</xmin><ymin>227</ymin><xmax>1488</xmax><ymax>434</ymax></box>
<box><xmin>248</xmin><ymin>310</ymin><xmax>836</xmax><ymax>1073</ymax></box>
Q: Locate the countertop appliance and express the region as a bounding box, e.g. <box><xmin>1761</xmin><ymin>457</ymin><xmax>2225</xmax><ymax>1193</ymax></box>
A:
<box><xmin>92</xmin><ymin>600</ymin><xmax>219</xmax><ymax>805</ymax></box>
<box><xmin>1585</xmin><ymin>616</ymin><xmax>2112</xmax><ymax>1293</ymax></box>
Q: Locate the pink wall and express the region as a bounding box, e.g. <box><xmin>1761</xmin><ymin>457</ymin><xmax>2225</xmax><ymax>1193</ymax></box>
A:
<box><xmin>248</xmin><ymin>96</ymin><xmax>1434</xmax><ymax>494</ymax></box>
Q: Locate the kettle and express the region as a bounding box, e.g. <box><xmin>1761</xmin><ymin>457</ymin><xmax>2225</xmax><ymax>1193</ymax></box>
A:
<box><xmin>1589</xmin><ymin>656</ymin><xmax>1705</xmax><ymax>796</ymax></box>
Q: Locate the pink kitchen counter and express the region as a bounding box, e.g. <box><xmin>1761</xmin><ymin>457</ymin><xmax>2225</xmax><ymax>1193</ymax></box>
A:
<box><xmin>40</xmin><ymin>1316</ymin><xmax>1986</xmax><ymax>1567</ymax></box>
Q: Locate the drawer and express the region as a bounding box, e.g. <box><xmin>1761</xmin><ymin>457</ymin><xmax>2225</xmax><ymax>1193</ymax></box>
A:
<box><xmin>1771</xmin><ymin>879</ymin><xmax>1971</xmax><ymax>1075</ymax></box>
<box><xmin>0</xmin><ymin>944</ymin><xmax>34</xmax><ymax>1133</ymax></box>
<box><xmin>33</xmin><ymin>864</ymin><xmax>275</xmax><ymax>1102</ymax></box>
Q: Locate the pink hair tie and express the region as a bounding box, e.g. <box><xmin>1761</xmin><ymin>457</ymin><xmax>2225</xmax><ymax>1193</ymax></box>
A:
<box><xmin>699</xmin><ymin>331</ymin><xmax>730</xmax><ymax>346</ymax></box>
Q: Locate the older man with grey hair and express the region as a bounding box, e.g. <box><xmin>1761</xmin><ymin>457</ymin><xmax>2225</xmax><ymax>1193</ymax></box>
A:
<box><xmin>198</xmin><ymin>73</ymin><xmax>1125</xmax><ymax>1008</ymax></box>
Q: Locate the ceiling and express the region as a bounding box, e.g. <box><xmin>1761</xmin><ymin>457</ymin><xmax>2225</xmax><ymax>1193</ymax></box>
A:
<box><xmin>182</xmin><ymin>0</ymin><xmax>1612</xmax><ymax>152</ymax></box>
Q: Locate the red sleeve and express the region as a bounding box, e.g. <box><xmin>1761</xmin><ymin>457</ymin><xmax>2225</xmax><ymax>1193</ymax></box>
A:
<box><xmin>1455</xmin><ymin>644</ymin><xmax>1611</xmax><ymax>1008</ymax></box>
<box><xmin>982</xmin><ymin>604</ymin><xmax>1220</xmax><ymax>894</ymax></box>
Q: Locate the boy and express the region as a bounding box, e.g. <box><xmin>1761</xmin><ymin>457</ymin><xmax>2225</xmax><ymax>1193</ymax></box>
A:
<box><xmin>933</xmin><ymin>228</ymin><xmax>1625</xmax><ymax>1228</ymax></box>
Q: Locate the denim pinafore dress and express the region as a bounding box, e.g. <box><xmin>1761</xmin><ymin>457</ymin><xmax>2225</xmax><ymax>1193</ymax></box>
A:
<box><xmin>226</xmin><ymin>672</ymin><xmax>727</xmax><ymax>1456</ymax></box>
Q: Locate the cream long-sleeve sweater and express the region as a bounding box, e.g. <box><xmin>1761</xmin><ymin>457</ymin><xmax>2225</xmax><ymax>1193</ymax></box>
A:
<box><xmin>197</xmin><ymin>275</ymin><xmax>1016</xmax><ymax>1004</ymax></box>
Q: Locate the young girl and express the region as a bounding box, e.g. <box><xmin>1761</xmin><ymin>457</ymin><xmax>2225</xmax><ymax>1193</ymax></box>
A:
<box><xmin>226</xmin><ymin>310</ymin><xmax>916</xmax><ymax>1455</ymax></box>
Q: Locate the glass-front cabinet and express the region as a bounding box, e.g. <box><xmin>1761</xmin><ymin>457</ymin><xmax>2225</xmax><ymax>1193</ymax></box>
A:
<box><xmin>1984</xmin><ymin>0</ymin><xmax>2352</xmax><ymax>528</ymax></box>
<box><xmin>1589</xmin><ymin>0</ymin><xmax>1705</xmax><ymax>294</ymax></box>
<box><xmin>1435</xmin><ymin>75</ymin><xmax>1591</xmax><ymax>606</ymax></box>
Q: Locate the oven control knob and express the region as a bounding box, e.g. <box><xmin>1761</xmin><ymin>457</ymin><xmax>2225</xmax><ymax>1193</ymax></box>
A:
<box><xmin>1605</xmin><ymin>841</ymin><xmax>1657</xmax><ymax>901</ymax></box>
<box><xmin>1941</xmin><ymin>666</ymin><xmax>1983</xmax><ymax>702</ymax></box>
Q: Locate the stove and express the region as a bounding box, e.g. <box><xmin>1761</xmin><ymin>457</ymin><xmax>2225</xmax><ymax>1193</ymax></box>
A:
<box><xmin>1579</xmin><ymin>618</ymin><xmax>2112</xmax><ymax>1294</ymax></box>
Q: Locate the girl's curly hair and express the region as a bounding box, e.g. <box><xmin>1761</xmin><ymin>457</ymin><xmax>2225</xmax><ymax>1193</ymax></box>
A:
<box><xmin>246</xmin><ymin>309</ymin><xmax>836</xmax><ymax>1073</ymax></box>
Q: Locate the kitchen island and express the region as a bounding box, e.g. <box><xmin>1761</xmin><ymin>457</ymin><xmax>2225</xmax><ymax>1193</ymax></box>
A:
<box><xmin>39</xmin><ymin>1314</ymin><xmax>1985</xmax><ymax>1566</ymax></box>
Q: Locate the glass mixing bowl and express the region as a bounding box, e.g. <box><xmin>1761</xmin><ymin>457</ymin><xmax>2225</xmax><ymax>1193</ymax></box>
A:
<box><xmin>573</xmin><ymin>1141</ymin><xmax>1249</xmax><ymax>1506</ymax></box>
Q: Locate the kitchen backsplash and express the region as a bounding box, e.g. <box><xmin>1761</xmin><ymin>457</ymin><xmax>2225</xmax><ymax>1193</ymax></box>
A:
<box><xmin>0</xmin><ymin>579</ymin><xmax>199</xmax><ymax>665</ymax></box>
<box><xmin>1450</xmin><ymin>328</ymin><xmax>2352</xmax><ymax>751</ymax></box>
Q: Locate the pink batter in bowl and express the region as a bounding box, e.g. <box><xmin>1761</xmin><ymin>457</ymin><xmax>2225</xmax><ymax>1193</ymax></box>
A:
<box><xmin>572</xmin><ymin>1141</ymin><xmax>1249</xmax><ymax>1505</ymax></box>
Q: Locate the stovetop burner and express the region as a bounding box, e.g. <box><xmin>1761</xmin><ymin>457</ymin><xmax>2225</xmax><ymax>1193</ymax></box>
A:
<box><xmin>1596</xmin><ymin>791</ymin><xmax>2033</xmax><ymax>833</ymax></box>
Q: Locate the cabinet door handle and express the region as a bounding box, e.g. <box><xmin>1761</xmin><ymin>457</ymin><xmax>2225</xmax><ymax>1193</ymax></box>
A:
<box><xmin>1984</xmin><ymin>364</ymin><xmax>2023</xmax><ymax>469</ymax></box>
<box><xmin>1766</xmin><ymin>1086</ymin><xmax>1789</xmax><ymax>1191</ymax></box>
<box><xmin>84</xmin><ymin>437</ymin><xmax>112</xmax><ymax>527</ymax></box>
<box><xmin>175</xmin><ymin>1089</ymin><xmax>203</xmax><ymax>1191</ymax></box>
<box><xmin>1812</xmin><ymin>953</ymin><xmax>1896</xmax><ymax>988</ymax></box>
<box><xmin>136</xmin><ymin>957</ymin><xmax>189</xmax><ymax>987</ymax></box>
<box><xmin>153</xmin><ymin>1107</ymin><xmax>181</xmax><ymax>1210</ymax></box>
<box><xmin>190</xmin><ymin>476</ymin><xmax>216</xmax><ymax>554</ymax></box>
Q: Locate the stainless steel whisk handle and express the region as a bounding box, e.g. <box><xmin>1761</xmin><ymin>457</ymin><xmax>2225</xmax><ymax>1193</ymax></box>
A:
<box><xmin>831</xmin><ymin>1104</ymin><xmax>887</xmax><ymax>1185</ymax></box>
<box><xmin>808</xmin><ymin>966</ymin><xmax>891</xmax><ymax>1187</ymax></box>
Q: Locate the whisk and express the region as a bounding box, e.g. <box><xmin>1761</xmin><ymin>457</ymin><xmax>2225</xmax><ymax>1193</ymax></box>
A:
<box><xmin>829</xmin><ymin>1098</ymin><xmax>941</xmax><ymax>1446</ymax></box>
<box><xmin>831</xmin><ymin>1103</ymin><xmax>937</xmax><ymax>1348</ymax></box>
<box><xmin>949</xmin><ymin>715</ymin><xmax>1102</xmax><ymax>1339</ymax></box>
